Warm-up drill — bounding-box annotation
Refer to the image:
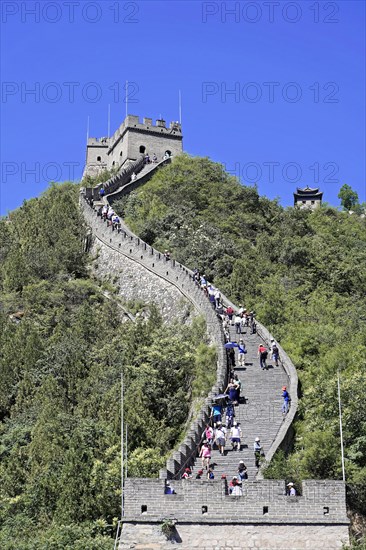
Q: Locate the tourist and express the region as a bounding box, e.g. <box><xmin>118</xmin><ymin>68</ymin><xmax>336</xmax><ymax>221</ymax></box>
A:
<box><xmin>205</xmin><ymin>424</ymin><xmax>214</xmax><ymax>446</ymax></box>
<box><xmin>229</xmin><ymin>476</ymin><xmax>243</xmax><ymax>496</ymax></box>
<box><xmin>214</xmin><ymin>422</ymin><xmax>227</xmax><ymax>456</ymax></box>
<box><xmin>254</xmin><ymin>437</ymin><xmax>262</xmax><ymax>468</ymax></box>
<box><xmin>208</xmin><ymin>286</ymin><xmax>216</xmax><ymax>307</ymax></box>
<box><xmin>153</xmin><ymin>153</ymin><xmax>157</xmax><ymax>163</ymax></box>
<box><xmin>214</xmin><ymin>289</ymin><xmax>221</xmax><ymax>308</ymax></box>
<box><xmin>225</xmin><ymin>401</ymin><xmax>235</xmax><ymax>429</ymax></box>
<box><xmin>99</xmin><ymin>187</ymin><xmax>105</xmax><ymax>199</ymax></box>
<box><xmin>225</xmin><ymin>379</ymin><xmax>239</xmax><ymax>405</ymax></box>
<box><xmin>226</xmin><ymin>305</ymin><xmax>234</xmax><ymax>322</ymax></box>
<box><xmin>195</xmin><ymin>469</ymin><xmax>204</xmax><ymax>479</ymax></box>
<box><xmin>237</xmin><ymin>339</ymin><xmax>246</xmax><ymax>367</ymax></box>
<box><xmin>258</xmin><ymin>344</ymin><xmax>268</xmax><ymax>370</ymax></box>
<box><xmin>282</xmin><ymin>386</ymin><xmax>290</xmax><ymax>415</ymax></box>
<box><xmin>287</xmin><ymin>482</ymin><xmax>297</xmax><ymax>496</ymax></box>
<box><xmin>270</xmin><ymin>338</ymin><xmax>280</xmax><ymax>366</ymax></box>
<box><xmin>165</xmin><ymin>481</ymin><xmax>176</xmax><ymax>494</ymax></box>
<box><xmin>230</xmin><ymin>422</ymin><xmax>242</xmax><ymax>451</ymax></box>
<box><xmin>207</xmin><ymin>466</ymin><xmax>215</xmax><ymax>480</ymax></box>
<box><xmin>199</xmin><ymin>442</ymin><xmax>211</xmax><ymax>470</ymax></box>
<box><xmin>233</xmin><ymin>374</ymin><xmax>242</xmax><ymax>401</ymax></box>
<box><xmin>238</xmin><ymin>460</ymin><xmax>248</xmax><ymax>481</ymax></box>
<box><xmin>211</xmin><ymin>401</ymin><xmax>222</xmax><ymax>424</ymax></box>
<box><xmin>182</xmin><ymin>467</ymin><xmax>192</xmax><ymax>479</ymax></box>
<box><xmin>163</xmin><ymin>250</ymin><xmax>171</xmax><ymax>261</ymax></box>
<box><xmin>227</xmin><ymin>347</ymin><xmax>236</xmax><ymax>369</ymax></box>
<box><xmin>234</xmin><ymin>313</ymin><xmax>242</xmax><ymax>334</ymax></box>
<box><xmin>250</xmin><ymin>312</ymin><xmax>256</xmax><ymax>334</ymax></box>
<box><xmin>242</xmin><ymin>311</ymin><xmax>249</xmax><ymax>328</ymax></box>
<box><xmin>131</xmin><ymin>172</ymin><xmax>137</xmax><ymax>181</ymax></box>
<box><xmin>111</xmin><ymin>214</ymin><xmax>121</xmax><ymax>231</ymax></box>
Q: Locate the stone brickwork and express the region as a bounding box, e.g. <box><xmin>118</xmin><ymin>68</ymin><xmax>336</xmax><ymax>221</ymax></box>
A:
<box><xmin>122</xmin><ymin>479</ymin><xmax>348</xmax><ymax>524</ymax></box>
<box><xmin>119</xmin><ymin>522</ymin><xmax>350</xmax><ymax>550</ymax></box>
<box><xmin>90</xmin><ymin>239</ymin><xmax>196</xmax><ymax>324</ymax></box>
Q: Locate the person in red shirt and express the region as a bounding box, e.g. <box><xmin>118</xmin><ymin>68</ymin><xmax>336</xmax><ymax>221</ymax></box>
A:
<box><xmin>226</xmin><ymin>306</ymin><xmax>234</xmax><ymax>322</ymax></box>
<box><xmin>258</xmin><ymin>344</ymin><xmax>268</xmax><ymax>370</ymax></box>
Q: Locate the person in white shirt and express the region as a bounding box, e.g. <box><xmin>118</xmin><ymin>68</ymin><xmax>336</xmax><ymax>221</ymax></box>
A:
<box><xmin>214</xmin><ymin>422</ymin><xmax>227</xmax><ymax>455</ymax></box>
<box><xmin>230</xmin><ymin>422</ymin><xmax>242</xmax><ymax>451</ymax></box>
<box><xmin>214</xmin><ymin>289</ymin><xmax>221</xmax><ymax>308</ymax></box>
<box><xmin>287</xmin><ymin>482</ymin><xmax>297</xmax><ymax>496</ymax></box>
<box><xmin>270</xmin><ymin>338</ymin><xmax>280</xmax><ymax>366</ymax></box>
<box><xmin>234</xmin><ymin>314</ymin><xmax>242</xmax><ymax>334</ymax></box>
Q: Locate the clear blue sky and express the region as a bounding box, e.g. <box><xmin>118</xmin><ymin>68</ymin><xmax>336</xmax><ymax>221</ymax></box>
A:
<box><xmin>1</xmin><ymin>0</ymin><xmax>365</xmax><ymax>214</ymax></box>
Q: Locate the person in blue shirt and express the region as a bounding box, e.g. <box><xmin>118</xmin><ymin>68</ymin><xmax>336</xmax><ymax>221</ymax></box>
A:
<box><xmin>282</xmin><ymin>386</ymin><xmax>290</xmax><ymax>415</ymax></box>
<box><xmin>211</xmin><ymin>402</ymin><xmax>222</xmax><ymax>423</ymax></box>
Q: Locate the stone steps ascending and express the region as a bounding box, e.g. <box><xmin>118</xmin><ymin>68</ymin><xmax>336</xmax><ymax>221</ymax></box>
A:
<box><xmin>192</xmin><ymin>324</ymin><xmax>287</xmax><ymax>481</ymax></box>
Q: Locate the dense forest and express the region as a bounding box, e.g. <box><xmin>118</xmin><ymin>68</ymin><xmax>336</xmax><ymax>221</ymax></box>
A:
<box><xmin>114</xmin><ymin>154</ymin><xmax>366</xmax><ymax>546</ymax></box>
<box><xmin>1</xmin><ymin>156</ymin><xmax>365</xmax><ymax>548</ymax></box>
<box><xmin>0</xmin><ymin>183</ymin><xmax>216</xmax><ymax>548</ymax></box>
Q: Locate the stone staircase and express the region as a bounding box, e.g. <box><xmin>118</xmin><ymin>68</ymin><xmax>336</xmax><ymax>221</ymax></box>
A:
<box><xmin>195</xmin><ymin>321</ymin><xmax>288</xmax><ymax>482</ymax></box>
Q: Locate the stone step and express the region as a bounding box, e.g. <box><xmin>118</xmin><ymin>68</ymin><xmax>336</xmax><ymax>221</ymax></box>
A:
<box><xmin>190</xmin><ymin>320</ymin><xmax>288</xmax><ymax>480</ymax></box>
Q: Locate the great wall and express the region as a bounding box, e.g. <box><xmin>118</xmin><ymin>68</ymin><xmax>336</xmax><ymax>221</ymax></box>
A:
<box><xmin>81</xmin><ymin>115</ymin><xmax>350</xmax><ymax>549</ymax></box>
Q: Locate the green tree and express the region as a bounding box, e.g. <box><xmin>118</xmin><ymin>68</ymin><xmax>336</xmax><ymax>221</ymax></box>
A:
<box><xmin>338</xmin><ymin>184</ymin><xmax>359</xmax><ymax>211</ymax></box>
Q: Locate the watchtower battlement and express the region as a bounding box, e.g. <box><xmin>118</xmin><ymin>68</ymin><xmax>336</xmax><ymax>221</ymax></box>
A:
<box><xmin>84</xmin><ymin>114</ymin><xmax>183</xmax><ymax>179</ymax></box>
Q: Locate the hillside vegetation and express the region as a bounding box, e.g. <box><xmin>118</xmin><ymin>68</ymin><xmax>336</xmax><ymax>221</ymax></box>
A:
<box><xmin>115</xmin><ymin>154</ymin><xmax>366</xmax><ymax>523</ymax></box>
<box><xmin>0</xmin><ymin>183</ymin><xmax>215</xmax><ymax>548</ymax></box>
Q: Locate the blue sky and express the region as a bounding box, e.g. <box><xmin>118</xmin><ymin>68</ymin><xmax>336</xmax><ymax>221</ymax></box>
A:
<box><xmin>1</xmin><ymin>0</ymin><xmax>365</xmax><ymax>214</ymax></box>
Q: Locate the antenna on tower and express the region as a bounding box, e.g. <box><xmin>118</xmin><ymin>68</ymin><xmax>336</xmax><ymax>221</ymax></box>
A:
<box><xmin>107</xmin><ymin>104</ymin><xmax>110</xmax><ymax>137</ymax></box>
<box><xmin>179</xmin><ymin>89</ymin><xmax>182</xmax><ymax>124</ymax></box>
<box><xmin>86</xmin><ymin>116</ymin><xmax>90</xmax><ymax>143</ymax></box>
<box><xmin>125</xmin><ymin>80</ymin><xmax>128</xmax><ymax>119</ymax></box>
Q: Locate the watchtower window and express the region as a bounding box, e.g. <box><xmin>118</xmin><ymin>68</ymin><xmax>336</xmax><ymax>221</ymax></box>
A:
<box><xmin>139</xmin><ymin>146</ymin><xmax>146</xmax><ymax>154</ymax></box>
<box><xmin>97</xmin><ymin>156</ymin><xmax>101</xmax><ymax>162</ymax></box>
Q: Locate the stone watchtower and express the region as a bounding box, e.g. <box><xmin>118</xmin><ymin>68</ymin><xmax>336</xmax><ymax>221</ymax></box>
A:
<box><xmin>83</xmin><ymin>115</ymin><xmax>183</xmax><ymax>178</ymax></box>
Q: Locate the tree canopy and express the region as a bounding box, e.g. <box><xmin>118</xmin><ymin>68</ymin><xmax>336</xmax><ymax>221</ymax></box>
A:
<box><xmin>0</xmin><ymin>182</ymin><xmax>216</xmax><ymax>548</ymax></box>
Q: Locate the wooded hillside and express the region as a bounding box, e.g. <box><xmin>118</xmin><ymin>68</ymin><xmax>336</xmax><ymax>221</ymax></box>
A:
<box><xmin>0</xmin><ymin>183</ymin><xmax>215</xmax><ymax>548</ymax></box>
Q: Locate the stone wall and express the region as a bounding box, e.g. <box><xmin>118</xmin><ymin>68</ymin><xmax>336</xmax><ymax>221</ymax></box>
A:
<box><xmin>122</xmin><ymin>478</ymin><xmax>348</xmax><ymax>524</ymax></box>
<box><xmin>90</xmin><ymin>239</ymin><xmax>196</xmax><ymax>324</ymax></box>
<box><xmin>120</xmin><ymin>522</ymin><xmax>350</xmax><ymax>550</ymax></box>
<box><xmin>107</xmin><ymin>158</ymin><xmax>172</xmax><ymax>205</ymax></box>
